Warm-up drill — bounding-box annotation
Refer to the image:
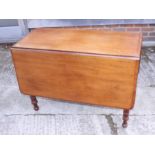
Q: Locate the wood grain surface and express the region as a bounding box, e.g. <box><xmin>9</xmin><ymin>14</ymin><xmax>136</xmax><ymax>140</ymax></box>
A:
<box><xmin>13</xmin><ymin>28</ymin><xmax>142</xmax><ymax>58</ymax></box>
<box><xmin>11</xmin><ymin>48</ymin><xmax>139</xmax><ymax>109</ymax></box>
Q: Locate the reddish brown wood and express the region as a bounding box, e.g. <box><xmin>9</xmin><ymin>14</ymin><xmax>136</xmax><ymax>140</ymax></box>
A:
<box><xmin>122</xmin><ymin>109</ymin><xmax>129</xmax><ymax>128</ymax></box>
<box><xmin>30</xmin><ymin>96</ymin><xmax>39</xmax><ymax>111</ymax></box>
<box><xmin>11</xmin><ymin>48</ymin><xmax>139</xmax><ymax>109</ymax></box>
<box><xmin>10</xmin><ymin>28</ymin><xmax>142</xmax><ymax>127</ymax></box>
<box><xmin>13</xmin><ymin>28</ymin><xmax>142</xmax><ymax>58</ymax></box>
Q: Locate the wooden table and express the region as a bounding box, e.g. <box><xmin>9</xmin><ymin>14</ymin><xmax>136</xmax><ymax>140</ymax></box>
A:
<box><xmin>11</xmin><ymin>28</ymin><xmax>142</xmax><ymax>128</ymax></box>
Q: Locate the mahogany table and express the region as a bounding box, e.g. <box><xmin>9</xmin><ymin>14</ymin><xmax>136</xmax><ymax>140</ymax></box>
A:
<box><xmin>11</xmin><ymin>28</ymin><xmax>142</xmax><ymax>128</ymax></box>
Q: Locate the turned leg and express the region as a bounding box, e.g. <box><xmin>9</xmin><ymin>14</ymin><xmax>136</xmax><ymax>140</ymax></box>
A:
<box><xmin>122</xmin><ymin>109</ymin><xmax>129</xmax><ymax>128</ymax></box>
<box><xmin>30</xmin><ymin>96</ymin><xmax>39</xmax><ymax>111</ymax></box>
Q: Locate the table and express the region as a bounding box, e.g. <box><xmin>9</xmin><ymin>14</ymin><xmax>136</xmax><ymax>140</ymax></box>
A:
<box><xmin>11</xmin><ymin>28</ymin><xmax>142</xmax><ymax>128</ymax></box>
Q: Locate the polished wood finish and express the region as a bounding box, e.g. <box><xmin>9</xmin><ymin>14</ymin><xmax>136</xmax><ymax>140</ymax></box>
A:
<box><xmin>30</xmin><ymin>95</ymin><xmax>39</xmax><ymax>111</ymax></box>
<box><xmin>11</xmin><ymin>48</ymin><xmax>139</xmax><ymax>109</ymax></box>
<box><xmin>122</xmin><ymin>109</ymin><xmax>130</xmax><ymax>128</ymax></box>
<box><xmin>11</xmin><ymin>28</ymin><xmax>142</xmax><ymax>127</ymax></box>
<box><xmin>13</xmin><ymin>28</ymin><xmax>142</xmax><ymax>58</ymax></box>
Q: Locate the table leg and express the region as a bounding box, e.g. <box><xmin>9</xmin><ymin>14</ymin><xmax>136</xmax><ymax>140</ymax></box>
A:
<box><xmin>30</xmin><ymin>96</ymin><xmax>39</xmax><ymax>111</ymax></box>
<box><xmin>122</xmin><ymin>109</ymin><xmax>129</xmax><ymax>128</ymax></box>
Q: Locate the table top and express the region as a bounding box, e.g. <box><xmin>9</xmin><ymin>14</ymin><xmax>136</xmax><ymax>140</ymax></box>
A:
<box><xmin>13</xmin><ymin>28</ymin><xmax>142</xmax><ymax>58</ymax></box>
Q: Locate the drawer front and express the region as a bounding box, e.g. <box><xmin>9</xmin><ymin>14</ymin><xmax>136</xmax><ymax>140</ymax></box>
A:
<box><xmin>11</xmin><ymin>48</ymin><xmax>139</xmax><ymax>109</ymax></box>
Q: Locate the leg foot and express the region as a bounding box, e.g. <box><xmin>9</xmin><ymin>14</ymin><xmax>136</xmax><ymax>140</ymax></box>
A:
<box><xmin>122</xmin><ymin>109</ymin><xmax>129</xmax><ymax>128</ymax></box>
<box><xmin>30</xmin><ymin>96</ymin><xmax>39</xmax><ymax>111</ymax></box>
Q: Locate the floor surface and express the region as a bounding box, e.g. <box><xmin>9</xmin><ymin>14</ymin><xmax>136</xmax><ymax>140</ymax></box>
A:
<box><xmin>0</xmin><ymin>45</ymin><xmax>155</xmax><ymax>135</ymax></box>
